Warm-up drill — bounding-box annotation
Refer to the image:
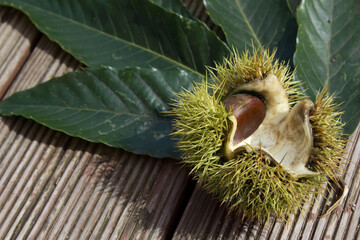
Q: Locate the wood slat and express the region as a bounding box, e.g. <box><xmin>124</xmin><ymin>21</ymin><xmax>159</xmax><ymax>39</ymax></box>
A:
<box><xmin>0</xmin><ymin>7</ymin><xmax>40</xmax><ymax>99</ymax></box>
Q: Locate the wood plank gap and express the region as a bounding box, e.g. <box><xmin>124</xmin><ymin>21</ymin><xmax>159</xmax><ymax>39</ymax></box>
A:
<box><xmin>164</xmin><ymin>177</ymin><xmax>196</xmax><ymax>240</ymax></box>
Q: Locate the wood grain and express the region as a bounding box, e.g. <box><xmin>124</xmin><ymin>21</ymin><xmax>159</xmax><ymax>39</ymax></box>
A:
<box><xmin>0</xmin><ymin>7</ymin><xmax>40</xmax><ymax>98</ymax></box>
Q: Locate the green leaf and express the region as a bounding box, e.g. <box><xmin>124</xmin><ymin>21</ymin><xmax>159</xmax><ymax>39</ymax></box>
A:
<box><xmin>0</xmin><ymin>67</ymin><xmax>201</xmax><ymax>158</ymax></box>
<box><xmin>294</xmin><ymin>0</ymin><xmax>360</xmax><ymax>134</ymax></box>
<box><xmin>203</xmin><ymin>0</ymin><xmax>297</xmax><ymax>62</ymax></box>
<box><xmin>150</xmin><ymin>0</ymin><xmax>193</xmax><ymax>18</ymax></box>
<box><xmin>0</xmin><ymin>0</ymin><xmax>229</xmax><ymax>75</ymax></box>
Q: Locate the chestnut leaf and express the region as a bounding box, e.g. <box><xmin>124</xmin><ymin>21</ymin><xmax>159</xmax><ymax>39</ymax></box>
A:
<box><xmin>0</xmin><ymin>0</ymin><xmax>229</xmax><ymax>75</ymax></box>
<box><xmin>0</xmin><ymin>67</ymin><xmax>200</xmax><ymax>158</ymax></box>
<box><xmin>203</xmin><ymin>0</ymin><xmax>298</xmax><ymax>63</ymax></box>
<box><xmin>294</xmin><ymin>0</ymin><xmax>360</xmax><ymax>134</ymax></box>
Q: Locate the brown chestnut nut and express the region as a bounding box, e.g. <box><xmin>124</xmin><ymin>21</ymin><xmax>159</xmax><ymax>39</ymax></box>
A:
<box><xmin>223</xmin><ymin>93</ymin><xmax>265</xmax><ymax>149</ymax></box>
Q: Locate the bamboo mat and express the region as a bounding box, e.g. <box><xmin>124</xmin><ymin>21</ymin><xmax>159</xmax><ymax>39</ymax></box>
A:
<box><xmin>0</xmin><ymin>3</ymin><xmax>359</xmax><ymax>240</ymax></box>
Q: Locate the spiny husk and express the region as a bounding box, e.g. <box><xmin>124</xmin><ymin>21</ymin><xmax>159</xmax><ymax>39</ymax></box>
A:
<box><xmin>310</xmin><ymin>86</ymin><xmax>347</xmax><ymax>183</ymax></box>
<box><xmin>171</xmin><ymin>80</ymin><xmax>231</xmax><ymax>177</ymax></box>
<box><xmin>211</xmin><ymin>46</ymin><xmax>304</xmax><ymax>106</ymax></box>
<box><xmin>203</xmin><ymin>151</ymin><xmax>323</xmax><ymax>222</ymax></box>
<box><xmin>170</xmin><ymin>46</ymin><xmax>346</xmax><ymax>223</ymax></box>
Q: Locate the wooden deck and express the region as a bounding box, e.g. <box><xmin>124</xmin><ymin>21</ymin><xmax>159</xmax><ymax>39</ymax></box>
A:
<box><xmin>0</xmin><ymin>4</ymin><xmax>360</xmax><ymax>240</ymax></box>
